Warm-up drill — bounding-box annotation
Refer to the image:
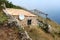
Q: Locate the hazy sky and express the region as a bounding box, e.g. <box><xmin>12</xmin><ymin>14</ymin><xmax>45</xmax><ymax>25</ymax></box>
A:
<box><xmin>8</xmin><ymin>0</ymin><xmax>60</xmax><ymax>17</ymax></box>
<box><xmin>8</xmin><ymin>0</ymin><xmax>60</xmax><ymax>10</ymax></box>
<box><xmin>8</xmin><ymin>0</ymin><xmax>60</xmax><ymax>23</ymax></box>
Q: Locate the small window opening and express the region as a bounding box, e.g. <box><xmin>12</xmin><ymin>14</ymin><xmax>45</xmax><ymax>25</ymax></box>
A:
<box><xmin>27</xmin><ymin>19</ymin><xmax>32</xmax><ymax>25</ymax></box>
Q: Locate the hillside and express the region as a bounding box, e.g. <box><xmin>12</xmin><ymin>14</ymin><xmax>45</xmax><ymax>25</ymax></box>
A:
<box><xmin>24</xmin><ymin>16</ymin><xmax>60</xmax><ymax>40</ymax></box>
<box><xmin>0</xmin><ymin>11</ymin><xmax>20</xmax><ymax>40</ymax></box>
<box><xmin>0</xmin><ymin>0</ymin><xmax>60</xmax><ymax>40</ymax></box>
<box><xmin>0</xmin><ymin>11</ymin><xmax>29</xmax><ymax>40</ymax></box>
<box><xmin>0</xmin><ymin>9</ymin><xmax>60</xmax><ymax>40</ymax></box>
<box><xmin>22</xmin><ymin>9</ymin><xmax>60</xmax><ymax>40</ymax></box>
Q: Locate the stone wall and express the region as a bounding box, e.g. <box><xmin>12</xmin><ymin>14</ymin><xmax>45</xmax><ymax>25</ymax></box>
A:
<box><xmin>13</xmin><ymin>15</ymin><xmax>38</xmax><ymax>27</ymax></box>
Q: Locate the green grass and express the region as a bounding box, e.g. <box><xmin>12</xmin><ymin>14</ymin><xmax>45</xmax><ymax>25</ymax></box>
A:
<box><xmin>0</xmin><ymin>11</ymin><xmax>8</xmax><ymax>24</ymax></box>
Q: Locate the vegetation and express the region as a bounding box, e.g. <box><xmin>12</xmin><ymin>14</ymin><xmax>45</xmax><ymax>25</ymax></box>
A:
<box><xmin>24</xmin><ymin>16</ymin><xmax>60</xmax><ymax>40</ymax></box>
<box><xmin>24</xmin><ymin>26</ymin><xmax>54</xmax><ymax>40</ymax></box>
<box><xmin>0</xmin><ymin>11</ymin><xmax>8</xmax><ymax>24</ymax></box>
<box><xmin>5</xmin><ymin>1</ymin><xmax>24</xmax><ymax>9</ymax></box>
<box><xmin>0</xmin><ymin>0</ymin><xmax>24</xmax><ymax>11</ymax></box>
<box><xmin>38</xmin><ymin>16</ymin><xmax>60</xmax><ymax>40</ymax></box>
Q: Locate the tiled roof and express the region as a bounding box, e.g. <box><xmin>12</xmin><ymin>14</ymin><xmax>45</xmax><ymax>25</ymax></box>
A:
<box><xmin>6</xmin><ymin>8</ymin><xmax>36</xmax><ymax>16</ymax></box>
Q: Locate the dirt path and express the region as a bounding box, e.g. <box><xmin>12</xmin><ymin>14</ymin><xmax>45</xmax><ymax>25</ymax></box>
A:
<box><xmin>0</xmin><ymin>26</ymin><xmax>20</xmax><ymax>40</ymax></box>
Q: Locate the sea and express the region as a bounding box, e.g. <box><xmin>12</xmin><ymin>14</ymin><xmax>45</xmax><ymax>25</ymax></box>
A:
<box><xmin>47</xmin><ymin>10</ymin><xmax>60</xmax><ymax>24</ymax></box>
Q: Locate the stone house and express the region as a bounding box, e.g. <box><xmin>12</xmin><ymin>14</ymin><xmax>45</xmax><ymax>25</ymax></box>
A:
<box><xmin>4</xmin><ymin>8</ymin><xmax>38</xmax><ymax>27</ymax></box>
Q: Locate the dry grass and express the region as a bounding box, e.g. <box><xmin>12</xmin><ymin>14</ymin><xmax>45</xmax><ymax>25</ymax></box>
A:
<box><xmin>38</xmin><ymin>16</ymin><xmax>60</xmax><ymax>32</ymax></box>
<box><xmin>24</xmin><ymin>26</ymin><xmax>54</xmax><ymax>40</ymax></box>
<box><xmin>24</xmin><ymin>16</ymin><xmax>60</xmax><ymax>40</ymax></box>
<box><xmin>38</xmin><ymin>16</ymin><xmax>60</xmax><ymax>40</ymax></box>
